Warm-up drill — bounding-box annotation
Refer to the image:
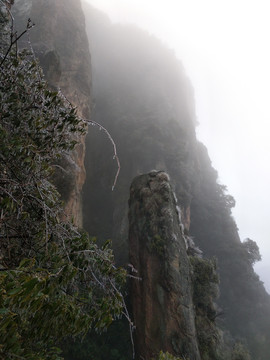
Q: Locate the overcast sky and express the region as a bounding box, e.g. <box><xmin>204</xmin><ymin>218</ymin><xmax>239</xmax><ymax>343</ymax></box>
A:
<box><xmin>85</xmin><ymin>0</ymin><xmax>270</xmax><ymax>291</ymax></box>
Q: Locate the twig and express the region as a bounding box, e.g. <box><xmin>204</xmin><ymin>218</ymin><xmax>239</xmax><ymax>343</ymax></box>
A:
<box><xmin>109</xmin><ymin>278</ymin><xmax>136</xmax><ymax>359</ymax></box>
<box><xmin>86</xmin><ymin>119</ymin><xmax>120</xmax><ymax>190</ymax></box>
<box><xmin>0</xmin><ymin>18</ymin><xmax>35</xmax><ymax>67</ymax></box>
<box><xmin>57</xmin><ymin>89</ymin><xmax>121</xmax><ymax>191</ymax></box>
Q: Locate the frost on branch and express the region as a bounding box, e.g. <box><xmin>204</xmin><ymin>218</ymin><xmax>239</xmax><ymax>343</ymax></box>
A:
<box><xmin>0</xmin><ymin>5</ymin><xmax>126</xmax><ymax>359</ymax></box>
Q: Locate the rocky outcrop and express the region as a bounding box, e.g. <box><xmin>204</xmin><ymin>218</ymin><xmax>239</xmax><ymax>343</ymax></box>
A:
<box><xmin>13</xmin><ymin>0</ymin><xmax>91</xmax><ymax>226</ymax></box>
<box><xmin>82</xmin><ymin>3</ymin><xmax>198</xmax><ymax>263</ymax></box>
<box><xmin>129</xmin><ymin>171</ymin><xmax>201</xmax><ymax>360</ymax></box>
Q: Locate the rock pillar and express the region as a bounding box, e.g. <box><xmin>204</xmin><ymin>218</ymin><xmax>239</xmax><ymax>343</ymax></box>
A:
<box><xmin>129</xmin><ymin>171</ymin><xmax>201</xmax><ymax>360</ymax></box>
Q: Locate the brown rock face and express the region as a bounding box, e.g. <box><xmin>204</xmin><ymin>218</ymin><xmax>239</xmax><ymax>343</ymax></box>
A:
<box><xmin>129</xmin><ymin>171</ymin><xmax>201</xmax><ymax>360</ymax></box>
<box><xmin>14</xmin><ymin>0</ymin><xmax>92</xmax><ymax>226</ymax></box>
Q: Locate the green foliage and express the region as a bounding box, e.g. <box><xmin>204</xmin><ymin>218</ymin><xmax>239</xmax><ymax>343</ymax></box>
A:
<box><xmin>51</xmin><ymin>155</ymin><xmax>77</xmax><ymax>202</ymax></box>
<box><xmin>0</xmin><ymin>11</ymin><xmax>126</xmax><ymax>360</ymax></box>
<box><xmin>149</xmin><ymin>234</ymin><xmax>166</xmax><ymax>256</ymax></box>
<box><xmin>231</xmin><ymin>343</ymin><xmax>251</xmax><ymax>360</ymax></box>
<box><xmin>191</xmin><ymin>256</ymin><xmax>219</xmax><ymax>312</ymax></box>
<box><xmin>155</xmin><ymin>351</ymin><xmax>184</xmax><ymax>360</ymax></box>
<box><xmin>242</xmin><ymin>238</ymin><xmax>262</xmax><ymax>265</ymax></box>
<box><xmin>62</xmin><ymin>319</ymin><xmax>132</xmax><ymax>360</ymax></box>
<box><xmin>0</xmin><ymin>5</ymin><xmax>9</xmax><ymax>45</ymax></box>
<box><xmin>0</xmin><ymin>235</ymin><xmax>126</xmax><ymax>359</ymax></box>
<box><xmin>190</xmin><ymin>142</ymin><xmax>270</xmax><ymax>359</ymax></box>
<box><xmin>190</xmin><ymin>256</ymin><xmax>222</xmax><ymax>359</ymax></box>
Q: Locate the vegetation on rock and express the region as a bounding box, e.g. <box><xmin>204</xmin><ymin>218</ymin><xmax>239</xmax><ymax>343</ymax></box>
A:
<box><xmin>82</xmin><ymin>4</ymin><xmax>270</xmax><ymax>359</ymax></box>
<box><xmin>1</xmin><ymin>2</ymin><xmax>270</xmax><ymax>359</ymax></box>
<box><xmin>0</xmin><ymin>6</ymin><xmax>126</xmax><ymax>359</ymax></box>
<box><xmin>190</xmin><ymin>256</ymin><xmax>222</xmax><ymax>359</ymax></box>
<box><xmin>231</xmin><ymin>343</ymin><xmax>251</xmax><ymax>360</ymax></box>
<box><xmin>156</xmin><ymin>351</ymin><xmax>184</xmax><ymax>360</ymax></box>
<box><xmin>190</xmin><ymin>143</ymin><xmax>270</xmax><ymax>359</ymax></box>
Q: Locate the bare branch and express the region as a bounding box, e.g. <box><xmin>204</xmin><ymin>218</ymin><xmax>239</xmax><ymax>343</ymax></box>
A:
<box><xmin>86</xmin><ymin>119</ymin><xmax>120</xmax><ymax>190</ymax></box>
<box><xmin>0</xmin><ymin>18</ymin><xmax>35</xmax><ymax>67</ymax></box>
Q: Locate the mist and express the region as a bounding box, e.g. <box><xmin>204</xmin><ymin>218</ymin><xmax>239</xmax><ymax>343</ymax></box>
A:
<box><xmin>3</xmin><ymin>1</ymin><xmax>270</xmax><ymax>358</ymax></box>
<box><xmin>84</xmin><ymin>0</ymin><xmax>270</xmax><ymax>292</ymax></box>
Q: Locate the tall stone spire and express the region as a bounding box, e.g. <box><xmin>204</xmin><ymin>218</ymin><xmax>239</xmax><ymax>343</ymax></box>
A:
<box><xmin>129</xmin><ymin>171</ymin><xmax>201</xmax><ymax>360</ymax></box>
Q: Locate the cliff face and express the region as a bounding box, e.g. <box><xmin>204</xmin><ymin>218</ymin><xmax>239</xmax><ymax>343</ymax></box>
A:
<box><xmin>14</xmin><ymin>0</ymin><xmax>92</xmax><ymax>226</ymax></box>
<box><xmin>10</xmin><ymin>2</ymin><xmax>270</xmax><ymax>358</ymax></box>
<box><xmin>82</xmin><ymin>4</ymin><xmax>270</xmax><ymax>359</ymax></box>
<box><xmin>190</xmin><ymin>143</ymin><xmax>270</xmax><ymax>358</ymax></box>
<box><xmin>82</xmin><ymin>3</ymin><xmax>197</xmax><ymax>263</ymax></box>
<box><xmin>129</xmin><ymin>171</ymin><xmax>200</xmax><ymax>360</ymax></box>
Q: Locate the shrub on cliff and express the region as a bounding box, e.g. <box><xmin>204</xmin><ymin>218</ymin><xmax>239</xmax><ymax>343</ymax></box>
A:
<box><xmin>0</xmin><ymin>5</ymin><xmax>126</xmax><ymax>359</ymax></box>
<box><xmin>242</xmin><ymin>238</ymin><xmax>261</xmax><ymax>265</ymax></box>
<box><xmin>190</xmin><ymin>256</ymin><xmax>222</xmax><ymax>359</ymax></box>
<box><xmin>156</xmin><ymin>351</ymin><xmax>184</xmax><ymax>360</ymax></box>
<box><xmin>231</xmin><ymin>343</ymin><xmax>251</xmax><ymax>360</ymax></box>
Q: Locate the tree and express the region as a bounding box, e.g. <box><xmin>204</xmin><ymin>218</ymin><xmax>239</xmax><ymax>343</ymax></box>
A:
<box><xmin>231</xmin><ymin>342</ymin><xmax>251</xmax><ymax>360</ymax></box>
<box><xmin>242</xmin><ymin>238</ymin><xmax>262</xmax><ymax>265</ymax></box>
<box><xmin>0</xmin><ymin>4</ymin><xmax>126</xmax><ymax>359</ymax></box>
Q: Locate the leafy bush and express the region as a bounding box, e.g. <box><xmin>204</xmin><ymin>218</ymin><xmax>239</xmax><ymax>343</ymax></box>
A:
<box><xmin>242</xmin><ymin>238</ymin><xmax>261</xmax><ymax>265</ymax></box>
<box><xmin>231</xmin><ymin>343</ymin><xmax>251</xmax><ymax>360</ymax></box>
<box><xmin>0</xmin><ymin>6</ymin><xmax>126</xmax><ymax>359</ymax></box>
<box><xmin>190</xmin><ymin>256</ymin><xmax>219</xmax><ymax>313</ymax></box>
<box><xmin>155</xmin><ymin>351</ymin><xmax>184</xmax><ymax>360</ymax></box>
<box><xmin>190</xmin><ymin>256</ymin><xmax>222</xmax><ymax>359</ymax></box>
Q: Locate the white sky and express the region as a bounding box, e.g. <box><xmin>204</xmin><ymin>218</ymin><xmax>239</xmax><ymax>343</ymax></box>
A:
<box><xmin>85</xmin><ymin>0</ymin><xmax>270</xmax><ymax>291</ymax></box>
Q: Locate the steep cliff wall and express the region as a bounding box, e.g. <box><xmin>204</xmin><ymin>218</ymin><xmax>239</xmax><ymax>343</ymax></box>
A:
<box><xmin>14</xmin><ymin>0</ymin><xmax>92</xmax><ymax>226</ymax></box>
<box><xmin>82</xmin><ymin>4</ymin><xmax>270</xmax><ymax>359</ymax></box>
<box><xmin>13</xmin><ymin>1</ymin><xmax>269</xmax><ymax>357</ymax></box>
<box><xmin>129</xmin><ymin>171</ymin><xmax>200</xmax><ymax>360</ymax></box>
<box><xmin>190</xmin><ymin>143</ymin><xmax>270</xmax><ymax>359</ymax></box>
<box><xmin>82</xmin><ymin>2</ymin><xmax>197</xmax><ymax>263</ymax></box>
